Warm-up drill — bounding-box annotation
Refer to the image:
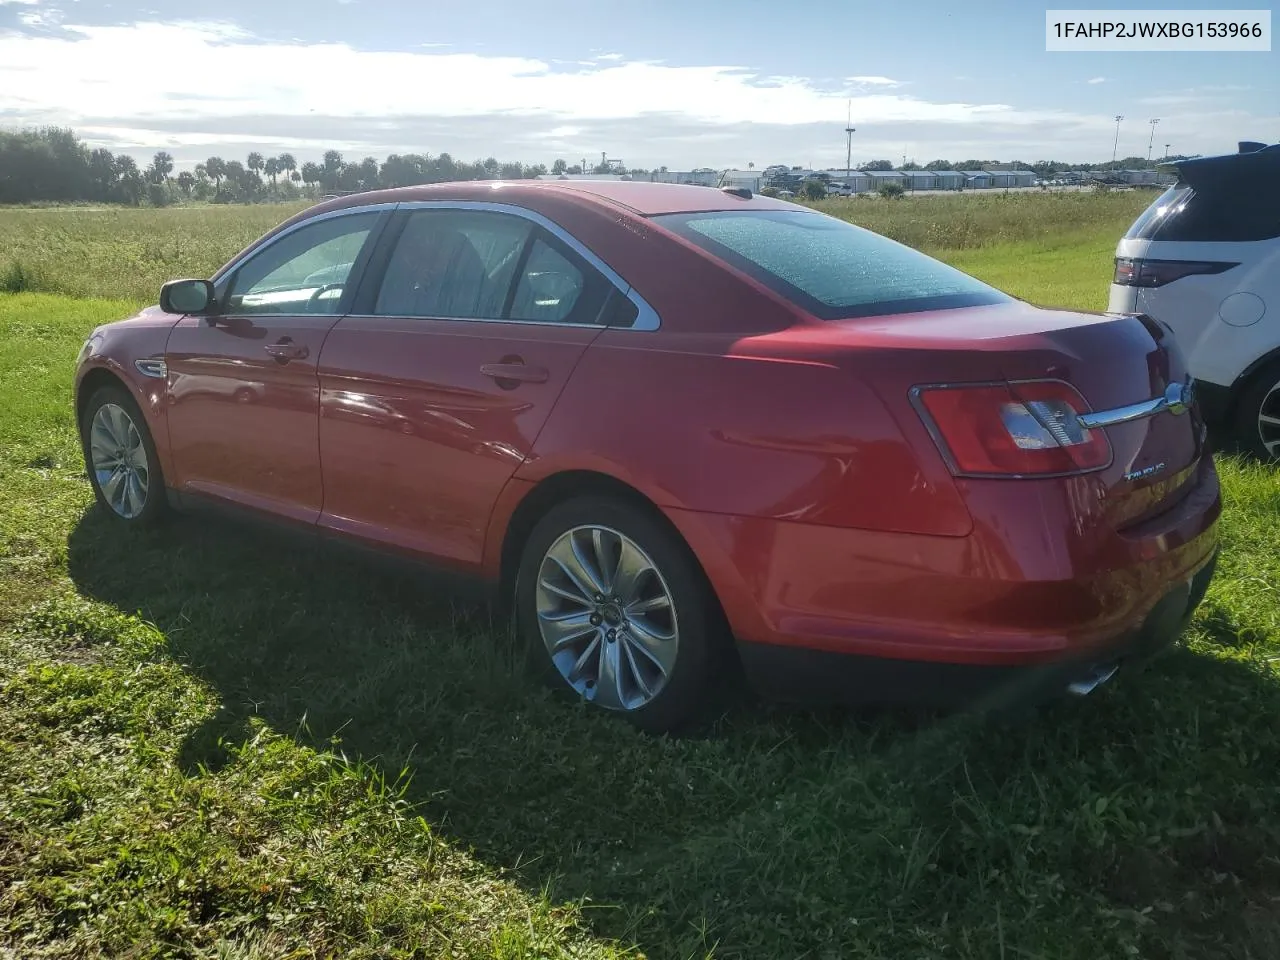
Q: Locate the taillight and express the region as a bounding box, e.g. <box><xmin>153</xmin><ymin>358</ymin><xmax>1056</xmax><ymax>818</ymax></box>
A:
<box><xmin>912</xmin><ymin>380</ymin><xmax>1112</xmax><ymax>477</ymax></box>
<box><xmin>1112</xmin><ymin>257</ymin><xmax>1237</xmax><ymax>287</ymax></box>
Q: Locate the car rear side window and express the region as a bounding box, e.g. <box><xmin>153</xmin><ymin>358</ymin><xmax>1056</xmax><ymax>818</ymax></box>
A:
<box><xmin>1127</xmin><ymin>181</ymin><xmax>1280</xmax><ymax>242</ymax></box>
<box><xmin>654</xmin><ymin>209</ymin><xmax>1009</xmax><ymax>320</ymax></box>
<box><xmin>509</xmin><ymin>238</ymin><xmax>587</xmax><ymax>324</ymax></box>
<box><xmin>374</xmin><ymin>210</ymin><xmax>531</xmax><ymax>319</ymax></box>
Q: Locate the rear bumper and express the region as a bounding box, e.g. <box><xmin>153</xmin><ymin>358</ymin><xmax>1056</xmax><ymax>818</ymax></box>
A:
<box><xmin>738</xmin><ymin>548</ymin><xmax>1218</xmax><ymax>709</ymax></box>
<box><xmin>666</xmin><ymin>456</ymin><xmax>1221</xmax><ymax>704</ymax></box>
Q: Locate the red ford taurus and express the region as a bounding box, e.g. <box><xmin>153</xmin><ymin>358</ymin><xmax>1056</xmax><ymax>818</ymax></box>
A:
<box><xmin>74</xmin><ymin>181</ymin><xmax>1221</xmax><ymax>731</ymax></box>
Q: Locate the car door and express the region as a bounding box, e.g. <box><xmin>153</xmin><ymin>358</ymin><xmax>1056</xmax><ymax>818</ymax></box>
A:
<box><xmin>315</xmin><ymin>204</ymin><xmax>622</xmax><ymax>569</ymax></box>
<box><xmin>165</xmin><ymin>208</ymin><xmax>386</xmax><ymax>524</ymax></box>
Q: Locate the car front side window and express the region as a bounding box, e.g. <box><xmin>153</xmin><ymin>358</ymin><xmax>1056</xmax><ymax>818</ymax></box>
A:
<box><xmin>224</xmin><ymin>212</ymin><xmax>381</xmax><ymax>316</ymax></box>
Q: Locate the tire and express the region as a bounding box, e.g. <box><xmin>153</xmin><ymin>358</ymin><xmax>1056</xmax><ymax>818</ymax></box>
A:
<box><xmin>1232</xmin><ymin>360</ymin><xmax>1280</xmax><ymax>461</ymax></box>
<box><xmin>513</xmin><ymin>495</ymin><xmax>730</xmax><ymax>734</ymax></box>
<box><xmin>79</xmin><ymin>383</ymin><xmax>169</xmax><ymax>526</ymax></box>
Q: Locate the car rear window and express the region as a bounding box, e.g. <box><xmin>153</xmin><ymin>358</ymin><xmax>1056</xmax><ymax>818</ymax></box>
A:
<box><xmin>653</xmin><ymin>209</ymin><xmax>1010</xmax><ymax>320</ymax></box>
<box><xmin>1126</xmin><ymin>180</ymin><xmax>1280</xmax><ymax>242</ymax></box>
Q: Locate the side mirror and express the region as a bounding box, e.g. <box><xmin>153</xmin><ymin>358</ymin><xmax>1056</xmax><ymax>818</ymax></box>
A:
<box><xmin>160</xmin><ymin>278</ymin><xmax>215</xmax><ymax>315</ymax></box>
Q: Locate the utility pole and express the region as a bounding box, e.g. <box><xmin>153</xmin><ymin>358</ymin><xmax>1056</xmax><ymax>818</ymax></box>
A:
<box><xmin>1164</xmin><ymin>143</ymin><xmax>1171</xmax><ymax>160</ymax></box>
<box><xmin>1112</xmin><ymin>115</ymin><xmax>1124</xmax><ymax>165</ymax></box>
<box><xmin>844</xmin><ymin>100</ymin><xmax>856</xmax><ymax>184</ymax></box>
<box><xmin>1147</xmin><ymin>118</ymin><xmax>1160</xmax><ymax>161</ymax></box>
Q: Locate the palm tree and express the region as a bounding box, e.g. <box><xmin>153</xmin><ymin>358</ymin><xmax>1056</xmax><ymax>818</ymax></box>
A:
<box><xmin>264</xmin><ymin>157</ymin><xmax>279</xmax><ymax>192</ymax></box>
<box><xmin>321</xmin><ymin>150</ymin><xmax>343</xmax><ymax>190</ymax></box>
<box><xmin>247</xmin><ymin>152</ymin><xmax>264</xmax><ymax>179</ymax></box>
<box><xmin>300</xmin><ymin>161</ymin><xmax>322</xmax><ymax>193</ymax></box>
<box><xmin>176</xmin><ymin>171</ymin><xmax>195</xmax><ymax>196</ymax></box>
<box><xmin>277</xmin><ymin>153</ymin><xmax>297</xmax><ymax>180</ymax></box>
<box><xmin>204</xmin><ymin>156</ymin><xmax>225</xmax><ymax>197</ymax></box>
<box><xmin>150</xmin><ymin>151</ymin><xmax>174</xmax><ymax>183</ymax></box>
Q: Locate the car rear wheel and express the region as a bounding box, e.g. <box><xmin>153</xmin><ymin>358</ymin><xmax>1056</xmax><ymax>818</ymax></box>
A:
<box><xmin>80</xmin><ymin>384</ymin><xmax>168</xmax><ymax>525</ymax></box>
<box><xmin>514</xmin><ymin>496</ymin><xmax>729</xmax><ymax>733</ymax></box>
<box><xmin>1233</xmin><ymin>360</ymin><xmax>1280</xmax><ymax>461</ymax></box>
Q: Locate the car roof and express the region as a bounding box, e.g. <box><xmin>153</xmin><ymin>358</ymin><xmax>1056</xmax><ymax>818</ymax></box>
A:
<box><xmin>311</xmin><ymin>179</ymin><xmax>799</xmax><ymax>218</ymax></box>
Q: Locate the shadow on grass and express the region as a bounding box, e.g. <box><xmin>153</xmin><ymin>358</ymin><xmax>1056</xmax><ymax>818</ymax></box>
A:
<box><xmin>65</xmin><ymin>508</ymin><xmax>1280</xmax><ymax>959</ymax></box>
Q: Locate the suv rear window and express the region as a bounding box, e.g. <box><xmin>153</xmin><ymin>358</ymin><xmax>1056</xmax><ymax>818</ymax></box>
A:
<box><xmin>1126</xmin><ymin>180</ymin><xmax>1280</xmax><ymax>242</ymax></box>
<box><xmin>653</xmin><ymin>209</ymin><xmax>1010</xmax><ymax>320</ymax></box>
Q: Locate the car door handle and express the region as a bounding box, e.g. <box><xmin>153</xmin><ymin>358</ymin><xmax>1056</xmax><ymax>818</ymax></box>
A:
<box><xmin>480</xmin><ymin>362</ymin><xmax>549</xmax><ymax>384</ymax></box>
<box><xmin>265</xmin><ymin>340</ymin><xmax>309</xmax><ymax>361</ymax></box>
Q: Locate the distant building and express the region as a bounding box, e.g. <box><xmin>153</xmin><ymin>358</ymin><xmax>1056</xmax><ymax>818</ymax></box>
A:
<box><xmin>933</xmin><ymin>170</ymin><xmax>965</xmax><ymax>190</ymax></box>
<box><xmin>1118</xmin><ymin>168</ymin><xmax>1158</xmax><ymax>185</ymax></box>
<box><xmin>719</xmin><ymin>170</ymin><xmax>765</xmax><ymax>191</ymax></box>
<box><xmin>864</xmin><ymin>170</ymin><xmax>906</xmax><ymax>187</ymax></box>
<box><xmin>534</xmin><ymin>173</ymin><xmax>626</xmax><ymax>181</ymax></box>
<box><xmin>958</xmin><ymin>170</ymin><xmax>993</xmax><ymax>188</ymax></box>
<box><xmin>900</xmin><ymin>171</ymin><xmax>940</xmax><ymax>190</ymax></box>
<box><xmin>817</xmin><ymin>169</ymin><xmax>873</xmax><ymax>193</ymax></box>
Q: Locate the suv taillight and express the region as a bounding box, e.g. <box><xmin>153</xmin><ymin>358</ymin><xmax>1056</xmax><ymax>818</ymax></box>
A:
<box><xmin>1113</xmin><ymin>257</ymin><xmax>1238</xmax><ymax>287</ymax></box>
<box><xmin>912</xmin><ymin>380</ymin><xmax>1112</xmax><ymax>477</ymax></box>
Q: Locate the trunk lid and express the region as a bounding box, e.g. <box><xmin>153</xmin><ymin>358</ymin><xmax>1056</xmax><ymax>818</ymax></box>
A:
<box><xmin>793</xmin><ymin>301</ymin><xmax>1205</xmax><ymax>527</ymax></box>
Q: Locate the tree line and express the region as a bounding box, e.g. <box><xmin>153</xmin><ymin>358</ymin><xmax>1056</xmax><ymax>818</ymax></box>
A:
<box><xmin>1</xmin><ymin>126</ymin><xmax>1196</xmax><ymax>207</ymax></box>
<box><xmin>855</xmin><ymin>157</ymin><xmax>1188</xmax><ymax>174</ymax></box>
<box><xmin>0</xmin><ymin>127</ymin><xmax>645</xmax><ymax>206</ymax></box>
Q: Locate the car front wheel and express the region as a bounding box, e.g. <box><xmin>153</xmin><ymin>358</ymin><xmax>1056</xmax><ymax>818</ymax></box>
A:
<box><xmin>80</xmin><ymin>383</ymin><xmax>168</xmax><ymax>525</ymax></box>
<box><xmin>514</xmin><ymin>496</ymin><xmax>729</xmax><ymax>733</ymax></box>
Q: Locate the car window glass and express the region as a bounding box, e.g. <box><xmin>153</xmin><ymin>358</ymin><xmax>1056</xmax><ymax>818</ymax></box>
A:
<box><xmin>509</xmin><ymin>238</ymin><xmax>586</xmax><ymax>323</ymax></box>
<box><xmin>655</xmin><ymin>209</ymin><xmax>1008</xmax><ymax>321</ymax></box>
<box><xmin>1138</xmin><ymin>181</ymin><xmax>1280</xmax><ymax>243</ymax></box>
<box><xmin>226</xmin><ymin>212</ymin><xmax>378</xmax><ymax>315</ymax></box>
<box><xmin>375</xmin><ymin>210</ymin><xmax>531</xmax><ymax>318</ymax></box>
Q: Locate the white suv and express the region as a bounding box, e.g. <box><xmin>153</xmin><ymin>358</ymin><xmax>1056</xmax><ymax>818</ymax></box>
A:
<box><xmin>1108</xmin><ymin>141</ymin><xmax>1280</xmax><ymax>458</ymax></box>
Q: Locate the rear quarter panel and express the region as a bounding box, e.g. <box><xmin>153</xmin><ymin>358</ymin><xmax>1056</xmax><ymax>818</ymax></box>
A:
<box><xmin>518</xmin><ymin>328</ymin><xmax>973</xmax><ymax>538</ymax></box>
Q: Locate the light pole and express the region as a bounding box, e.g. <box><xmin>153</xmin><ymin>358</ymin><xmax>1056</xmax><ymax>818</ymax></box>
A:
<box><xmin>845</xmin><ymin>100</ymin><xmax>856</xmax><ymax>185</ymax></box>
<box><xmin>1164</xmin><ymin>143</ymin><xmax>1171</xmax><ymax>161</ymax></box>
<box><xmin>1147</xmin><ymin>118</ymin><xmax>1160</xmax><ymax>161</ymax></box>
<box><xmin>1112</xmin><ymin>114</ymin><xmax>1124</xmax><ymax>165</ymax></box>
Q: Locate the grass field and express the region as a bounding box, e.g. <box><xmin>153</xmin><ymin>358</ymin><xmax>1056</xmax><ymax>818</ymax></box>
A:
<box><xmin>3</xmin><ymin>193</ymin><xmax>1279</xmax><ymax>960</ymax></box>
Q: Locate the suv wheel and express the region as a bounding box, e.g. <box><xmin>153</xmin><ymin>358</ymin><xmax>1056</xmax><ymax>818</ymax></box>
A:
<box><xmin>1234</xmin><ymin>360</ymin><xmax>1280</xmax><ymax>461</ymax></box>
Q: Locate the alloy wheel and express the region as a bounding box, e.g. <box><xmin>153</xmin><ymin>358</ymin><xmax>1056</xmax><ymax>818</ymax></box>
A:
<box><xmin>534</xmin><ymin>524</ymin><xmax>679</xmax><ymax>710</ymax></box>
<box><xmin>88</xmin><ymin>402</ymin><xmax>150</xmax><ymax>519</ymax></box>
<box><xmin>1257</xmin><ymin>379</ymin><xmax>1280</xmax><ymax>459</ymax></box>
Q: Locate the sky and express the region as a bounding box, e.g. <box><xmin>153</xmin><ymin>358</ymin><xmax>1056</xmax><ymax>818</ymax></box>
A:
<box><xmin>0</xmin><ymin>0</ymin><xmax>1275</xmax><ymax>170</ymax></box>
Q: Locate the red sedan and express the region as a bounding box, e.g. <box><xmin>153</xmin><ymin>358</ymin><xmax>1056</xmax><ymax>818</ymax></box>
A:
<box><xmin>74</xmin><ymin>181</ymin><xmax>1221</xmax><ymax>731</ymax></box>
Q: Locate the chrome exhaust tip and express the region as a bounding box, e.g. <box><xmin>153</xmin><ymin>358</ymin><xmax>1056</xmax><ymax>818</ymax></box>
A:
<box><xmin>1066</xmin><ymin>662</ymin><xmax>1119</xmax><ymax>697</ymax></box>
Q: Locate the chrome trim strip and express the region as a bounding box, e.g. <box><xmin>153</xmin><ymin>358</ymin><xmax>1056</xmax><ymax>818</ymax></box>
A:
<box><xmin>395</xmin><ymin>199</ymin><xmax>660</xmax><ymax>331</ymax></box>
<box><xmin>340</xmin><ymin>314</ymin><xmax>611</xmax><ymax>330</ymax></box>
<box><xmin>1077</xmin><ymin>381</ymin><xmax>1193</xmax><ymax>430</ymax></box>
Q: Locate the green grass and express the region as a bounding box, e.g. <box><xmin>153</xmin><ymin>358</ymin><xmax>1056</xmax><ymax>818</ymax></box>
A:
<box><xmin>0</xmin><ymin>203</ymin><xmax>309</xmax><ymax>300</ymax></box>
<box><xmin>3</xmin><ymin>194</ymin><xmax>1280</xmax><ymax>959</ymax></box>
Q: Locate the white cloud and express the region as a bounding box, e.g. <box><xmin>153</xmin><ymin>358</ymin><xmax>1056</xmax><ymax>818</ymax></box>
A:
<box><xmin>847</xmin><ymin>76</ymin><xmax>903</xmax><ymax>87</ymax></box>
<box><xmin>0</xmin><ymin>21</ymin><xmax>1050</xmax><ymax>128</ymax></box>
<box><xmin>0</xmin><ymin>18</ymin><xmax>1265</xmax><ymax>166</ymax></box>
<box><xmin>0</xmin><ymin>0</ymin><xmax>43</xmax><ymax>6</ymax></box>
<box><xmin>1087</xmin><ymin>76</ymin><xmax>1107</xmax><ymax>84</ymax></box>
